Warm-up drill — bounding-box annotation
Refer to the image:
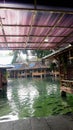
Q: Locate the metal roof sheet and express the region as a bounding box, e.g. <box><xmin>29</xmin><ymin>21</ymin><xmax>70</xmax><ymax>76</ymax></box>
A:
<box><xmin>0</xmin><ymin>4</ymin><xmax>73</xmax><ymax>50</ymax></box>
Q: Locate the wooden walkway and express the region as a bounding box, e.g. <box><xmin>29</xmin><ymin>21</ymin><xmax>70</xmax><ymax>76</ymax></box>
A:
<box><xmin>0</xmin><ymin>115</ymin><xmax>73</xmax><ymax>130</ymax></box>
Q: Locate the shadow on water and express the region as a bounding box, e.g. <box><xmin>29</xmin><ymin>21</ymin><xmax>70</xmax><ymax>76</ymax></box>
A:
<box><xmin>0</xmin><ymin>95</ymin><xmax>11</xmax><ymax>118</ymax></box>
<box><xmin>0</xmin><ymin>85</ymin><xmax>7</xmax><ymax>98</ymax></box>
<box><xmin>0</xmin><ymin>77</ymin><xmax>73</xmax><ymax>120</ymax></box>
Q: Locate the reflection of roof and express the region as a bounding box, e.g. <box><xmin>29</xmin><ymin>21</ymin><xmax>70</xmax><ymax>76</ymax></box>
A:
<box><xmin>14</xmin><ymin>64</ymin><xmax>22</xmax><ymax>69</ymax></box>
<box><xmin>8</xmin><ymin>62</ymin><xmax>49</xmax><ymax>71</ymax></box>
<box><xmin>10</xmin><ymin>63</ymin><xmax>28</xmax><ymax>70</ymax></box>
<box><xmin>29</xmin><ymin>63</ymin><xmax>35</xmax><ymax>68</ymax></box>
<box><xmin>29</xmin><ymin>62</ymin><xmax>49</xmax><ymax>69</ymax></box>
<box><xmin>0</xmin><ymin>64</ymin><xmax>14</xmax><ymax>69</ymax></box>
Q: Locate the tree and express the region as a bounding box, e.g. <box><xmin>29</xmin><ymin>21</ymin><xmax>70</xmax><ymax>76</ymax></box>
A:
<box><xmin>11</xmin><ymin>50</ymin><xmax>29</xmax><ymax>64</ymax></box>
<box><xmin>32</xmin><ymin>50</ymin><xmax>52</xmax><ymax>58</ymax></box>
<box><xmin>11</xmin><ymin>50</ymin><xmax>19</xmax><ymax>64</ymax></box>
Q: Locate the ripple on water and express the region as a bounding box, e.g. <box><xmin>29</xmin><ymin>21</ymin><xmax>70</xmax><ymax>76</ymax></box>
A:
<box><xmin>0</xmin><ymin>78</ymin><xmax>73</xmax><ymax>119</ymax></box>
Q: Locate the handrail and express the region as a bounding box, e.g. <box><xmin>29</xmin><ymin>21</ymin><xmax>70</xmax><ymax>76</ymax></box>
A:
<box><xmin>61</xmin><ymin>79</ymin><xmax>73</xmax><ymax>88</ymax></box>
<box><xmin>61</xmin><ymin>79</ymin><xmax>73</xmax><ymax>83</ymax></box>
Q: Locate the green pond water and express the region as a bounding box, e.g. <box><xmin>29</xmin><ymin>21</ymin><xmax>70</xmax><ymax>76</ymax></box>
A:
<box><xmin>0</xmin><ymin>77</ymin><xmax>73</xmax><ymax>121</ymax></box>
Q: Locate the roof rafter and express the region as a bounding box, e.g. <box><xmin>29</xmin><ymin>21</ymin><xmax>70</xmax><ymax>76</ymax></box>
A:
<box><xmin>2</xmin><ymin>24</ymin><xmax>73</xmax><ymax>29</ymax></box>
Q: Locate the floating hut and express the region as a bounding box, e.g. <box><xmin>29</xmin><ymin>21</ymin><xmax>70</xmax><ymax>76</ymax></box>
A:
<box><xmin>8</xmin><ymin>63</ymin><xmax>29</xmax><ymax>78</ymax></box>
<box><xmin>29</xmin><ymin>62</ymin><xmax>50</xmax><ymax>78</ymax></box>
<box><xmin>8</xmin><ymin>62</ymin><xmax>50</xmax><ymax>78</ymax></box>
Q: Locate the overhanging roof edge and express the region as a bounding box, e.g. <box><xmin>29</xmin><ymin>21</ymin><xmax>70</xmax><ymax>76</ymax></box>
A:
<box><xmin>0</xmin><ymin>3</ymin><xmax>73</xmax><ymax>14</ymax></box>
<box><xmin>42</xmin><ymin>45</ymin><xmax>73</xmax><ymax>60</ymax></box>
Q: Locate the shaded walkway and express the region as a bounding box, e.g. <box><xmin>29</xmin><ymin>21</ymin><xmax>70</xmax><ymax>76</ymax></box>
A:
<box><xmin>0</xmin><ymin>114</ymin><xmax>73</xmax><ymax>130</ymax></box>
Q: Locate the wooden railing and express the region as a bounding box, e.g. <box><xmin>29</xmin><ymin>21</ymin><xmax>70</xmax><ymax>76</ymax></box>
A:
<box><xmin>32</xmin><ymin>72</ymin><xmax>46</xmax><ymax>78</ymax></box>
<box><xmin>61</xmin><ymin>79</ymin><xmax>73</xmax><ymax>94</ymax></box>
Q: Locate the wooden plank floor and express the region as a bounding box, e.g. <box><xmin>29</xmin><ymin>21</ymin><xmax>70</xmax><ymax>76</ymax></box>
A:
<box><xmin>0</xmin><ymin>115</ymin><xmax>73</xmax><ymax>130</ymax></box>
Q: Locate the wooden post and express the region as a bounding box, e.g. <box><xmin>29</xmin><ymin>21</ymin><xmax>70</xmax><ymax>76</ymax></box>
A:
<box><xmin>61</xmin><ymin>91</ymin><xmax>66</xmax><ymax>97</ymax></box>
<box><xmin>0</xmin><ymin>71</ymin><xmax>2</xmax><ymax>90</ymax></box>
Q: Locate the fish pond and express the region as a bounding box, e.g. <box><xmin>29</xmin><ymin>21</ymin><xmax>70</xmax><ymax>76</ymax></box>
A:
<box><xmin>0</xmin><ymin>77</ymin><xmax>73</xmax><ymax>121</ymax></box>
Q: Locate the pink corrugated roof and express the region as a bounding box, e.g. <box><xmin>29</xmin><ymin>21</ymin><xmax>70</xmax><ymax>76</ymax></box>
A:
<box><xmin>0</xmin><ymin>4</ymin><xmax>73</xmax><ymax>50</ymax></box>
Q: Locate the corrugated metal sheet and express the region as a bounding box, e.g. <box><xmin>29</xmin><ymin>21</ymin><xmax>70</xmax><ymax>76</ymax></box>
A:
<box><xmin>0</xmin><ymin>4</ymin><xmax>73</xmax><ymax>50</ymax></box>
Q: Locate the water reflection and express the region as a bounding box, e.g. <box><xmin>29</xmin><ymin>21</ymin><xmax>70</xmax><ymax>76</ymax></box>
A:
<box><xmin>0</xmin><ymin>77</ymin><xmax>73</xmax><ymax>121</ymax></box>
<box><xmin>0</xmin><ymin>97</ymin><xmax>11</xmax><ymax>117</ymax></box>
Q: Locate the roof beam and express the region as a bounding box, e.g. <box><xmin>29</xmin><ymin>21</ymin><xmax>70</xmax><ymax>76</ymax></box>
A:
<box><xmin>25</xmin><ymin>11</ymin><xmax>36</xmax><ymax>48</ymax></box>
<box><xmin>0</xmin><ymin>47</ymin><xmax>53</xmax><ymax>50</ymax></box>
<box><xmin>0</xmin><ymin>42</ymin><xmax>71</xmax><ymax>44</ymax></box>
<box><xmin>0</xmin><ymin>6</ymin><xmax>73</xmax><ymax>14</ymax></box>
<box><xmin>0</xmin><ymin>35</ymin><xmax>72</xmax><ymax>38</ymax></box>
<box><xmin>2</xmin><ymin>24</ymin><xmax>73</xmax><ymax>29</ymax></box>
<box><xmin>0</xmin><ymin>17</ymin><xmax>8</xmax><ymax>48</ymax></box>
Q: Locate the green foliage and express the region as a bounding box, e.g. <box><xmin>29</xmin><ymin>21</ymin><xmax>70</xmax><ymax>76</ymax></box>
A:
<box><xmin>50</xmin><ymin>62</ymin><xmax>57</xmax><ymax>71</ymax></box>
<box><xmin>33</xmin><ymin>50</ymin><xmax>52</xmax><ymax>58</ymax></box>
<box><xmin>11</xmin><ymin>50</ymin><xmax>52</xmax><ymax>63</ymax></box>
<box><xmin>11</xmin><ymin>50</ymin><xmax>19</xmax><ymax>64</ymax></box>
<box><xmin>11</xmin><ymin>50</ymin><xmax>28</xmax><ymax>64</ymax></box>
